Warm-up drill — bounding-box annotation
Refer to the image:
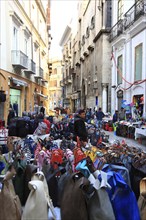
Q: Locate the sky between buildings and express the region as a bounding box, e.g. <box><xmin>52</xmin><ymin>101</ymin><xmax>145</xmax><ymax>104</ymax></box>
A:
<box><xmin>50</xmin><ymin>0</ymin><xmax>78</xmax><ymax>59</ymax></box>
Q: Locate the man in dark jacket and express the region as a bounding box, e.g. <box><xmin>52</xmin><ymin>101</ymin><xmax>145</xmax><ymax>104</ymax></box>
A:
<box><xmin>74</xmin><ymin>109</ymin><xmax>88</xmax><ymax>142</ymax></box>
<box><xmin>96</xmin><ymin>107</ymin><xmax>105</xmax><ymax>129</ymax></box>
<box><xmin>113</xmin><ymin>110</ymin><xmax>119</xmax><ymax>123</ymax></box>
<box><xmin>7</xmin><ymin>108</ymin><xmax>15</xmax><ymax>126</ymax></box>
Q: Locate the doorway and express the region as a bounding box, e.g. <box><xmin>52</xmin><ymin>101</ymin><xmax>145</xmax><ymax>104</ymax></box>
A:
<box><xmin>10</xmin><ymin>89</ymin><xmax>21</xmax><ymax>116</ymax></box>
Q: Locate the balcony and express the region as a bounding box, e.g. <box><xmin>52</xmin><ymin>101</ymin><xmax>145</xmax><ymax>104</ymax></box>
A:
<box><xmin>11</xmin><ymin>50</ymin><xmax>28</xmax><ymax>69</ymax></box>
<box><xmin>24</xmin><ymin>59</ymin><xmax>36</xmax><ymax>74</ymax></box>
<box><xmin>109</xmin><ymin>19</ymin><xmax>124</xmax><ymax>42</ymax></box>
<box><xmin>124</xmin><ymin>0</ymin><xmax>146</xmax><ymax>37</ymax></box>
<box><xmin>109</xmin><ymin>0</ymin><xmax>146</xmax><ymax>42</ymax></box>
<box><xmin>34</xmin><ymin>67</ymin><xmax>44</xmax><ymax>79</ymax></box>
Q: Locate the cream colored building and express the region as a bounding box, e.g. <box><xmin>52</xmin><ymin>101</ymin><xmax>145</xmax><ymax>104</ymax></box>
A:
<box><xmin>0</xmin><ymin>0</ymin><xmax>50</xmax><ymax>123</ymax></box>
<box><xmin>110</xmin><ymin>0</ymin><xmax>146</xmax><ymax>117</ymax></box>
<box><xmin>60</xmin><ymin>0</ymin><xmax>112</xmax><ymax>113</ymax></box>
<box><xmin>48</xmin><ymin>58</ymin><xmax>63</xmax><ymax>112</ymax></box>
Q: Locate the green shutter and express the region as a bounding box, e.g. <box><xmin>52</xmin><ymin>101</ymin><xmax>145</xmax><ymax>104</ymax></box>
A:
<box><xmin>135</xmin><ymin>43</ymin><xmax>142</xmax><ymax>81</ymax></box>
<box><xmin>117</xmin><ymin>55</ymin><xmax>123</xmax><ymax>84</ymax></box>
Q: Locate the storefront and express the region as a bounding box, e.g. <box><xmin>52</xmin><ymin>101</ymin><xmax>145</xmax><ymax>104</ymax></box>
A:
<box><xmin>133</xmin><ymin>94</ymin><xmax>144</xmax><ymax>118</ymax></box>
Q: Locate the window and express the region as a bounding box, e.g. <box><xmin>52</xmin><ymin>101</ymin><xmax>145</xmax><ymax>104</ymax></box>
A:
<box><xmin>118</xmin><ymin>0</ymin><xmax>123</xmax><ymax>20</ymax></box>
<box><xmin>90</xmin><ymin>16</ymin><xmax>95</xmax><ymax>29</ymax></box>
<box><xmin>82</xmin><ymin>35</ymin><xmax>85</xmax><ymax>46</ymax></box>
<box><xmin>24</xmin><ymin>38</ymin><xmax>28</xmax><ymax>55</ymax></box>
<box><xmin>117</xmin><ymin>55</ymin><xmax>123</xmax><ymax>84</ymax></box>
<box><xmin>86</xmin><ymin>27</ymin><xmax>90</xmax><ymax>38</ymax></box>
<box><xmin>135</xmin><ymin>43</ymin><xmax>142</xmax><ymax>81</ymax></box>
<box><xmin>13</xmin><ymin>27</ymin><xmax>18</xmax><ymax>50</ymax></box>
<box><xmin>53</xmin><ymin>68</ymin><xmax>57</xmax><ymax>75</ymax></box>
<box><xmin>50</xmin><ymin>80</ymin><xmax>57</xmax><ymax>87</ymax></box>
<box><xmin>78</xmin><ymin>41</ymin><xmax>81</xmax><ymax>50</ymax></box>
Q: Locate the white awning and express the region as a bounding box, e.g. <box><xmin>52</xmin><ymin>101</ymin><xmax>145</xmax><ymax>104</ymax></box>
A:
<box><xmin>37</xmin><ymin>93</ymin><xmax>48</xmax><ymax>99</ymax></box>
<box><xmin>12</xmin><ymin>77</ymin><xmax>28</xmax><ymax>87</ymax></box>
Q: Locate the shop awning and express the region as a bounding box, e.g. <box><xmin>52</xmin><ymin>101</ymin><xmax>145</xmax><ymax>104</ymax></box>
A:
<box><xmin>37</xmin><ymin>93</ymin><xmax>48</xmax><ymax>99</ymax></box>
<box><xmin>12</xmin><ymin>77</ymin><xmax>28</xmax><ymax>87</ymax></box>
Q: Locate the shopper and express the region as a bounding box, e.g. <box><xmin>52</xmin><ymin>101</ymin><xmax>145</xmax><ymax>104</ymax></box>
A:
<box><xmin>74</xmin><ymin>109</ymin><xmax>88</xmax><ymax>142</ymax></box>
<box><xmin>7</xmin><ymin>108</ymin><xmax>15</xmax><ymax>126</ymax></box>
<box><xmin>119</xmin><ymin>107</ymin><xmax>125</xmax><ymax>121</ymax></box>
<box><xmin>113</xmin><ymin>110</ymin><xmax>119</xmax><ymax>123</ymax></box>
<box><xmin>40</xmin><ymin>101</ymin><xmax>45</xmax><ymax>116</ymax></box>
<box><xmin>96</xmin><ymin>107</ymin><xmax>105</xmax><ymax>129</ymax></box>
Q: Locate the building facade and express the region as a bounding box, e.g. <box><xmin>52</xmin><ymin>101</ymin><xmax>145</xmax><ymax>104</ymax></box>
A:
<box><xmin>60</xmin><ymin>0</ymin><xmax>112</xmax><ymax>113</ymax></box>
<box><xmin>48</xmin><ymin>58</ymin><xmax>63</xmax><ymax>112</ymax></box>
<box><xmin>110</xmin><ymin>0</ymin><xmax>146</xmax><ymax>117</ymax></box>
<box><xmin>0</xmin><ymin>0</ymin><xmax>50</xmax><ymax>123</ymax></box>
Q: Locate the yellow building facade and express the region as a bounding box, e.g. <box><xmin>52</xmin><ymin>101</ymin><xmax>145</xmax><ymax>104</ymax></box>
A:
<box><xmin>0</xmin><ymin>0</ymin><xmax>50</xmax><ymax>123</ymax></box>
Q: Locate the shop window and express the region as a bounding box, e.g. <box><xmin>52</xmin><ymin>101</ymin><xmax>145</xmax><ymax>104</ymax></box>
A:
<box><xmin>117</xmin><ymin>55</ymin><xmax>123</xmax><ymax>85</ymax></box>
<box><xmin>135</xmin><ymin>43</ymin><xmax>142</xmax><ymax>81</ymax></box>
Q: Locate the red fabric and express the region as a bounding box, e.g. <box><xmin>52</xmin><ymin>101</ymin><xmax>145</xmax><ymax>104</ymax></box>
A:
<box><xmin>43</xmin><ymin>119</ymin><xmax>51</xmax><ymax>134</ymax></box>
<box><xmin>73</xmin><ymin>148</ymin><xmax>86</xmax><ymax>167</ymax></box>
<box><xmin>51</xmin><ymin>149</ymin><xmax>63</xmax><ymax>169</ymax></box>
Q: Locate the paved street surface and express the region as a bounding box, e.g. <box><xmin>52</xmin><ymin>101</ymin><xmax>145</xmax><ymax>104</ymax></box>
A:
<box><xmin>103</xmin><ymin>130</ymin><xmax>146</xmax><ymax>153</ymax></box>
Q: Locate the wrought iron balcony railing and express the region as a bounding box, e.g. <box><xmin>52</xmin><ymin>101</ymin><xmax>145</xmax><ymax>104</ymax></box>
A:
<box><xmin>124</xmin><ymin>0</ymin><xmax>146</xmax><ymax>29</ymax></box>
<box><xmin>11</xmin><ymin>50</ymin><xmax>28</xmax><ymax>69</ymax></box>
<box><xmin>109</xmin><ymin>0</ymin><xmax>146</xmax><ymax>42</ymax></box>
<box><xmin>109</xmin><ymin>19</ymin><xmax>124</xmax><ymax>41</ymax></box>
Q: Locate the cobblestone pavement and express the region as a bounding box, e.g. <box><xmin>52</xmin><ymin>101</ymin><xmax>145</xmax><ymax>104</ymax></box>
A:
<box><xmin>103</xmin><ymin>130</ymin><xmax>146</xmax><ymax>153</ymax></box>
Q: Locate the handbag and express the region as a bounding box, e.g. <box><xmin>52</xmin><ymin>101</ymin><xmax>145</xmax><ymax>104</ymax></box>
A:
<box><xmin>102</xmin><ymin>163</ymin><xmax>131</xmax><ymax>187</ymax></box>
<box><xmin>138</xmin><ymin>177</ymin><xmax>146</xmax><ymax>220</ymax></box>
<box><xmin>105</xmin><ymin>171</ymin><xmax>140</xmax><ymax>220</ymax></box>
<box><xmin>60</xmin><ymin>172</ymin><xmax>89</xmax><ymax>220</ymax></box>
<box><xmin>87</xmin><ymin>170</ymin><xmax>115</xmax><ymax>220</ymax></box>
<box><xmin>22</xmin><ymin>171</ymin><xmax>56</xmax><ymax>220</ymax></box>
<box><xmin>0</xmin><ymin>167</ymin><xmax>22</xmax><ymax>220</ymax></box>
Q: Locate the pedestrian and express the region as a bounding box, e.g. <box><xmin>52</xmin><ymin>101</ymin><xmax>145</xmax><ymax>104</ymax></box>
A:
<box><xmin>119</xmin><ymin>107</ymin><xmax>125</xmax><ymax>121</ymax></box>
<box><xmin>113</xmin><ymin>110</ymin><xmax>119</xmax><ymax>123</ymax></box>
<box><xmin>96</xmin><ymin>107</ymin><xmax>105</xmax><ymax>129</ymax></box>
<box><xmin>13</xmin><ymin>101</ymin><xmax>18</xmax><ymax>117</ymax></box>
<box><xmin>7</xmin><ymin>108</ymin><xmax>15</xmax><ymax>127</ymax></box>
<box><xmin>74</xmin><ymin>109</ymin><xmax>88</xmax><ymax>143</ymax></box>
<box><xmin>40</xmin><ymin>101</ymin><xmax>45</xmax><ymax>116</ymax></box>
